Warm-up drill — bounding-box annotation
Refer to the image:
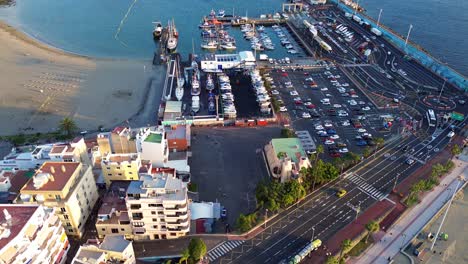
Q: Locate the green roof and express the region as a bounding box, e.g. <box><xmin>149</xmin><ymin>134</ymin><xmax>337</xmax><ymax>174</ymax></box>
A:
<box><xmin>271</xmin><ymin>138</ymin><xmax>305</xmax><ymax>163</ymax></box>
<box><xmin>144</xmin><ymin>133</ymin><xmax>162</xmax><ymax>143</ymax></box>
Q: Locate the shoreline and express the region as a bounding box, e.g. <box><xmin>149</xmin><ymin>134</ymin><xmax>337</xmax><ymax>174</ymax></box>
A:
<box><xmin>0</xmin><ymin>19</ymin><xmax>150</xmax><ymax>63</ymax></box>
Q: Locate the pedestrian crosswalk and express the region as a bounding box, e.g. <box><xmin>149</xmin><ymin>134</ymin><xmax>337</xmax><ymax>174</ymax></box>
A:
<box><xmin>346</xmin><ymin>174</ymin><xmax>386</xmax><ymax>200</ymax></box>
<box><xmin>207</xmin><ymin>240</ymin><xmax>244</xmax><ymax>262</ymax></box>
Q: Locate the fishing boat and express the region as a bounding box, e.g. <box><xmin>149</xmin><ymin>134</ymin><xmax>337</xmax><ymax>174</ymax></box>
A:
<box><xmin>209</xmin><ymin>9</ymin><xmax>216</xmax><ymax>18</ymax></box>
<box><xmin>201</xmin><ymin>40</ymin><xmax>218</xmax><ymax>50</ymax></box>
<box><xmin>166</xmin><ymin>20</ymin><xmax>178</xmax><ymax>52</ymax></box>
<box><xmin>192</xmin><ymin>96</ymin><xmax>200</xmax><ymax>113</ymax></box>
<box><xmin>220</xmin><ymin>42</ymin><xmax>236</xmax><ymax>50</ymax></box>
<box><xmin>206</xmin><ymin>74</ymin><xmax>214</xmax><ymax>91</ymax></box>
<box><xmin>257</xmin><ymin>25</ymin><xmax>265</xmax><ymax>32</ymax></box>
<box><xmin>175</xmin><ymin>83</ymin><xmax>184</xmax><ymax>101</ymax></box>
<box><xmin>191</xmin><ymin>75</ymin><xmax>200</xmax><ymax>96</ymax></box>
<box><xmin>152</xmin><ymin>22</ymin><xmax>163</xmax><ymax>39</ymax></box>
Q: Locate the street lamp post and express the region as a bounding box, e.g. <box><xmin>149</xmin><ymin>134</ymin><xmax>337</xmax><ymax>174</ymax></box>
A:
<box><xmin>393</xmin><ymin>173</ymin><xmax>401</xmax><ymax>192</ymax></box>
<box><xmin>377</xmin><ymin>9</ymin><xmax>383</xmax><ymax>28</ymax></box>
<box><xmin>311</xmin><ymin>226</ymin><xmax>315</xmax><ymax>241</ymax></box>
<box><xmin>405</xmin><ymin>24</ymin><xmax>413</xmax><ymax>48</ymax></box>
<box><xmin>430</xmin><ymin>176</ymin><xmax>465</xmax><ymax>251</ymax></box>
<box><xmin>437</xmin><ymin>78</ymin><xmax>446</xmax><ymax>102</ymax></box>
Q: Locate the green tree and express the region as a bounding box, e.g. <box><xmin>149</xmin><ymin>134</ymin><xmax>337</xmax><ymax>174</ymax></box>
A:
<box><xmin>365</xmin><ymin>220</ymin><xmax>380</xmax><ymax>243</ymax></box>
<box><xmin>325</xmin><ymin>256</ymin><xmax>339</xmax><ymax>264</ymax></box>
<box><xmin>281</xmin><ymin>128</ymin><xmax>294</xmax><ymax>138</ymax></box>
<box><xmin>451</xmin><ymin>144</ymin><xmax>461</xmax><ymax>157</ymax></box>
<box><xmin>431</xmin><ymin>163</ymin><xmax>446</xmax><ymax>178</ymax></box>
<box><xmin>188</xmin><ymin>238</ymin><xmax>207</xmax><ymax>262</ymax></box>
<box><xmin>374</xmin><ymin>137</ymin><xmax>385</xmax><ymax>151</ymax></box>
<box><xmin>339</xmin><ymin>239</ymin><xmax>352</xmax><ymax>260</ymax></box>
<box><xmin>266</xmin><ymin>198</ymin><xmax>280</xmax><ymax>212</ymax></box>
<box><xmin>179</xmin><ymin>248</ymin><xmax>190</xmax><ymax>264</ymax></box>
<box><xmin>362</xmin><ymin>147</ymin><xmax>371</xmax><ymax>158</ymax></box>
<box><xmin>58</xmin><ymin>117</ymin><xmax>77</xmax><ymax>136</ymax></box>
<box><xmin>236</xmin><ymin>214</ymin><xmax>252</xmax><ymax>232</ymax></box>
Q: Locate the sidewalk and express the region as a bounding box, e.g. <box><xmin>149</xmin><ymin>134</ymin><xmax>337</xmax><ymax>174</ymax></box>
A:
<box><xmin>355</xmin><ymin>157</ymin><xmax>467</xmax><ymax>264</ymax></box>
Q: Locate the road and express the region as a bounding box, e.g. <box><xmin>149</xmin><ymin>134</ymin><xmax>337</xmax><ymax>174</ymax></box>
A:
<box><xmin>214</xmin><ymin>5</ymin><xmax>468</xmax><ymax>263</ymax></box>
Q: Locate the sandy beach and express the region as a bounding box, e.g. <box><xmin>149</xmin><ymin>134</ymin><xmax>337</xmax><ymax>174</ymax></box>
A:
<box><xmin>0</xmin><ymin>21</ymin><xmax>160</xmax><ymax>136</ymax></box>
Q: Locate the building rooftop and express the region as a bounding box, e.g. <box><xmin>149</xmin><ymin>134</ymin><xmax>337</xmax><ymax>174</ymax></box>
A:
<box><xmin>0</xmin><ymin>205</ymin><xmax>39</xmax><ymax>250</ymax></box>
<box><xmin>49</xmin><ymin>145</ymin><xmax>67</xmax><ymax>154</ymax></box>
<box><xmin>271</xmin><ymin>138</ymin><xmax>306</xmax><ymax>163</ymax></box>
<box><xmin>144</xmin><ymin>133</ymin><xmax>162</xmax><ymax>143</ymax></box>
<box><xmin>100</xmin><ymin>235</ymin><xmax>131</xmax><ymax>253</ymax></box>
<box><xmin>21</xmin><ymin>162</ymin><xmax>80</xmax><ymax>192</ymax></box>
<box><xmin>166</xmin><ymin>125</ymin><xmax>187</xmax><ymax>140</ymax></box>
<box><xmin>72</xmin><ymin>248</ymin><xmax>105</xmax><ymax>264</ymax></box>
<box><xmin>106</xmin><ymin>153</ymin><xmax>139</xmax><ymax>163</ymax></box>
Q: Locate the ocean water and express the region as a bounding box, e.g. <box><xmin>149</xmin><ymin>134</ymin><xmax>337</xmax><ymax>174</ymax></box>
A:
<box><xmin>0</xmin><ymin>0</ymin><xmax>289</xmax><ymax>59</ymax></box>
<box><xmin>361</xmin><ymin>0</ymin><xmax>468</xmax><ymax>76</ymax></box>
<box><xmin>0</xmin><ymin>0</ymin><xmax>467</xmax><ymax>76</ymax></box>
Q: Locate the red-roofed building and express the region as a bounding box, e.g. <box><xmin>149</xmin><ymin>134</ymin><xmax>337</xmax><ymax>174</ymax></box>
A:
<box><xmin>166</xmin><ymin>125</ymin><xmax>191</xmax><ymax>151</ymax></box>
<box><xmin>18</xmin><ymin>162</ymin><xmax>99</xmax><ymax>238</ymax></box>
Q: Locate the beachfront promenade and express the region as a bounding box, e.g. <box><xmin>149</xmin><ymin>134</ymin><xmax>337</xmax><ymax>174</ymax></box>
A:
<box><xmin>354</xmin><ymin>154</ymin><xmax>468</xmax><ymax>264</ymax></box>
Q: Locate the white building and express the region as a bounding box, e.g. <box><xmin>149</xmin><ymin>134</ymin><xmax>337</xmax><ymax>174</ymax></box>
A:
<box><xmin>0</xmin><ymin>137</ymin><xmax>90</xmax><ymax>171</ymax></box>
<box><xmin>0</xmin><ymin>205</ymin><xmax>70</xmax><ymax>264</ymax></box>
<box><xmin>126</xmin><ymin>169</ymin><xmax>190</xmax><ymax>240</ymax></box>
<box><xmin>18</xmin><ymin>162</ymin><xmax>99</xmax><ymax>238</ymax></box>
<box><xmin>200</xmin><ymin>51</ymin><xmax>256</xmax><ymax>72</ymax></box>
<box><xmin>72</xmin><ymin>235</ymin><xmax>135</xmax><ymax>264</ymax></box>
<box><xmin>136</xmin><ymin>127</ymin><xmax>168</xmax><ymax>167</ymax></box>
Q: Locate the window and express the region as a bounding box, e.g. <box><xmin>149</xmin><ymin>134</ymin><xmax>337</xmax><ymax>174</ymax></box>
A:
<box><xmin>60</xmin><ymin>207</ymin><xmax>66</xmax><ymax>213</ymax></box>
<box><xmin>78</xmin><ymin>222</ymin><xmax>82</xmax><ymax>228</ymax></box>
<box><xmin>107</xmin><ymin>173</ymin><xmax>112</xmax><ymax>176</ymax></box>
<box><xmin>121</xmin><ymin>228</ymin><xmax>125</xmax><ymax>231</ymax></box>
<box><xmin>68</xmin><ymin>229</ymin><xmax>74</xmax><ymax>233</ymax></box>
<box><xmin>148</xmin><ymin>204</ymin><xmax>157</xmax><ymax>207</ymax></box>
<box><xmin>111</xmin><ymin>228</ymin><xmax>118</xmax><ymax>233</ymax></box>
<box><xmin>76</xmin><ymin>193</ymin><xmax>80</xmax><ymax>200</ymax></box>
<box><xmin>127</xmin><ymin>165</ymin><xmax>131</xmax><ymax>168</ymax></box>
<box><xmin>129</xmin><ymin>172</ymin><xmax>133</xmax><ymax>174</ymax></box>
<box><xmin>102</xmin><ymin>228</ymin><xmax>106</xmax><ymax>231</ymax></box>
<box><xmin>116</xmin><ymin>167</ymin><xmax>121</xmax><ymax>169</ymax></box>
<box><xmin>66</xmin><ymin>222</ymin><xmax>72</xmax><ymax>227</ymax></box>
<box><xmin>152</xmin><ymin>218</ymin><xmax>157</xmax><ymax>222</ymax></box>
<box><xmin>64</xmin><ymin>215</ymin><xmax>69</xmax><ymax>220</ymax></box>
<box><xmin>107</xmin><ymin>167</ymin><xmax>111</xmax><ymax>170</ymax></box>
<box><xmin>55</xmin><ymin>195</ymin><xmax>62</xmax><ymax>201</ymax></box>
<box><xmin>118</xmin><ymin>173</ymin><xmax>122</xmax><ymax>176</ymax></box>
<box><xmin>130</xmin><ymin>204</ymin><xmax>141</xmax><ymax>210</ymax></box>
<box><xmin>151</xmin><ymin>211</ymin><xmax>156</xmax><ymax>215</ymax></box>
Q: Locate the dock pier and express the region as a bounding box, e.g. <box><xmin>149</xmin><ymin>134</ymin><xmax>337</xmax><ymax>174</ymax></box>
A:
<box><xmin>153</xmin><ymin>27</ymin><xmax>169</xmax><ymax>65</ymax></box>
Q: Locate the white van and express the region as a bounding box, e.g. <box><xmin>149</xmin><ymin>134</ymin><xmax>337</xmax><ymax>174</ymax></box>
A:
<box><xmin>447</xmin><ymin>131</ymin><xmax>455</xmax><ymax>138</ymax></box>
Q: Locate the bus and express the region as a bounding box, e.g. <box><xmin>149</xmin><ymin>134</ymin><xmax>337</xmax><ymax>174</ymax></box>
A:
<box><xmin>427</xmin><ymin>109</ymin><xmax>436</xmax><ymax>127</ymax></box>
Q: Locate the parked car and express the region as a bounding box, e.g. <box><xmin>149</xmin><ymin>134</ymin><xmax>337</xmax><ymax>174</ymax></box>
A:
<box><xmin>356</xmin><ymin>140</ymin><xmax>367</xmax><ymax>146</ymax></box>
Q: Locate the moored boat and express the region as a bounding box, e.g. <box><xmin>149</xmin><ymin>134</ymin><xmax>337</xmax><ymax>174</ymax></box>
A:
<box><xmin>152</xmin><ymin>22</ymin><xmax>163</xmax><ymax>38</ymax></box>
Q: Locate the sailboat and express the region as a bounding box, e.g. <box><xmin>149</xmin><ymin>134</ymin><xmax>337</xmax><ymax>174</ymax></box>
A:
<box><xmin>152</xmin><ymin>22</ymin><xmax>163</xmax><ymax>39</ymax></box>
<box><xmin>167</xmin><ymin>20</ymin><xmax>178</xmax><ymax>52</ymax></box>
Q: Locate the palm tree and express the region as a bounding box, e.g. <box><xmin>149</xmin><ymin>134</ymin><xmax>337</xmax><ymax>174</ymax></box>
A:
<box><xmin>365</xmin><ymin>220</ymin><xmax>380</xmax><ymax>243</ymax></box>
<box><xmin>58</xmin><ymin>117</ymin><xmax>77</xmax><ymax>136</ymax></box>
<box><xmin>179</xmin><ymin>248</ymin><xmax>190</xmax><ymax>264</ymax></box>
<box><xmin>451</xmin><ymin>144</ymin><xmax>461</xmax><ymax>157</ymax></box>
<box><xmin>339</xmin><ymin>239</ymin><xmax>352</xmax><ymax>260</ymax></box>
<box><xmin>312</xmin><ymin>145</ymin><xmax>324</xmax><ymax>191</ymax></box>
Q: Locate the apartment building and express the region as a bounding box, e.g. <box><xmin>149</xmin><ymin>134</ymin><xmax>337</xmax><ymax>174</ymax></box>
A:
<box><xmin>72</xmin><ymin>235</ymin><xmax>135</xmax><ymax>264</ymax></box>
<box><xmin>166</xmin><ymin>125</ymin><xmax>191</xmax><ymax>151</ymax></box>
<box><xmin>18</xmin><ymin>162</ymin><xmax>99</xmax><ymax>238</ymax></box>
<box><xmin>101</xmin><ymin>153</ymin><xmax>141</xmax><ymax>186</ymax></box>
<box><xmin>96</xmin><ymin>182</ymin><xmax>132</xmax><ymax>239</ymax></box>
<box><xmin>49</xmin><ymin>137</ymin><xmax>92</xmax><ymax>165</ymax></box>
<box><xmin>0</xmin><ymin>205</ymin><xmax>69</xmax><ymax>264</ymax></box>
<box><xmin>136</xmin><ymin>127</ymin><xmax>168</xmax><ymax>167</ymax></box>
<box><xmin>0</xmin><ymin>137</ymin><xmax>90</xmax><ymax>171</ymax></box>
<box><xmin>97</xmin><ymin>127</ymin><xmax>137</xmax><ymax>156</ymax></box>
<box><xmin>126</xmin><ymin>169</ymin><xmax>189</xmax><ymax>240</ymax></box>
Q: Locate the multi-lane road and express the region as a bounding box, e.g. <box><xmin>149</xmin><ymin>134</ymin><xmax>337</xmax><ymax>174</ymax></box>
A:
<box><xmin>213</xmin><ymin>5</ymin><xmax>468</xmax><ymax>264</ymax></box>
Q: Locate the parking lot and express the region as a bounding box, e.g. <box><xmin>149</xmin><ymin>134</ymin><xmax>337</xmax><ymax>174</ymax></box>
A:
<box><xmin>189</xmin><ymin>126</ymin><xmax>281</xmax><ymax>230</ymax></box>
<box><xmin>264</xmin><ymin>66</ymin><xmax>399</xmax><ymax>159</ymax></box>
